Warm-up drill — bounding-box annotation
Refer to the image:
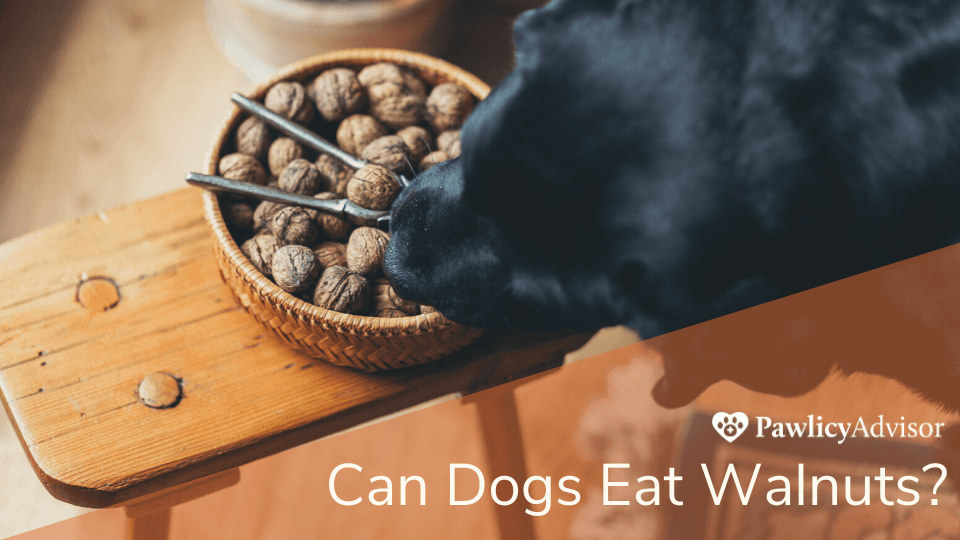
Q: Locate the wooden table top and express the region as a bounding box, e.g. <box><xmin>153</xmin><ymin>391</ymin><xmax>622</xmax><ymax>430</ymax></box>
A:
<box><xmin>0</xmin><ymin>188</ymin><xmax>594</xmax><ymax>509</ymax></box>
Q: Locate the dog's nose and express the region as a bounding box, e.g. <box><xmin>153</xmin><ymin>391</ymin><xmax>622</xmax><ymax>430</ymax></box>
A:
<box><xmin>383</xmin><ymin>159</ymin><xmax>463</xmax><ymax>303</ymax></box>
<box><xmin>384</xmin><ymin>158</ymin><xmax>514</xmax><ymax>327</ymax></box>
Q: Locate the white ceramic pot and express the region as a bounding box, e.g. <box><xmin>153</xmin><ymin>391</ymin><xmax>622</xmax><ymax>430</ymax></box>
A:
<box><xmin>206</xmin><ymin>0</ymin><xmax>457</xmax><ymax>81</ymax></box>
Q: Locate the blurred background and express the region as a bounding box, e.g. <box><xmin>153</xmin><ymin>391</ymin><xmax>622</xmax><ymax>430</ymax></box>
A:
<box><xmin>2</xmin><ymin>1</ymin><xmax>959</xmax><ymax>539</ymax></box>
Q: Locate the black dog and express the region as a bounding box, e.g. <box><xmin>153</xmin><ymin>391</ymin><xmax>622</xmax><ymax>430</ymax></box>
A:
<box><xmin>385</xmin><ymin>0</ymin><xmax>960</xmax><ymax>408</ymax></box>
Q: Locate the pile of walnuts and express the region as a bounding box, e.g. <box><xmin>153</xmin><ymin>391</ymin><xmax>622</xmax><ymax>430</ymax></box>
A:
<box><xmin>217</xmin><ymin>62</ymin><xmax>475</xmax><ymax>317</ymax></box>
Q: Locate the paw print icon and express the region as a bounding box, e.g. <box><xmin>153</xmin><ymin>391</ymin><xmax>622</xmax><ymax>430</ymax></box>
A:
<box><xmin>712</xmin><ymin>412</ymin><xmax>749</xmax><ymax>443</ymax></box>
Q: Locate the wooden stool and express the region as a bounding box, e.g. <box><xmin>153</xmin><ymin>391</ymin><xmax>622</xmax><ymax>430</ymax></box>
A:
<box><xmin>0</xmin><ymin>189</ymin><xmax>595</xmax><ymax>540</ymax></box>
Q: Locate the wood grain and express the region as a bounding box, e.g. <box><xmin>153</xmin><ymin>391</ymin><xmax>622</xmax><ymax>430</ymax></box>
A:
<box><xmin>0</xmin><ymin>187</ymin><xmax>594</xmax><ymax>509</ymax></box>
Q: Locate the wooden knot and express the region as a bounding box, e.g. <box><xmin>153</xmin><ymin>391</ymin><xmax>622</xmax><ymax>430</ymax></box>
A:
<box><xmin>138</xmin><ymin>372</ymin><xmax>182</xmax><ymax>409</ymax></box>
<box><xmin>76</xmin><ymin>276</ymin><xmax>120</xmax><ymax>311</ymax></box>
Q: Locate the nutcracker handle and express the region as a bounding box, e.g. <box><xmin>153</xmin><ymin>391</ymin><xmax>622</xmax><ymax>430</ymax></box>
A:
<box><xmin>230</xmin><ymin>93</ymin><xmax>411</xmax><ymax>190</ymax></box>
<box><xmin>185</xmin><ymin>172</ymin><xmax>391</xmax><ymax>231</ymax></box>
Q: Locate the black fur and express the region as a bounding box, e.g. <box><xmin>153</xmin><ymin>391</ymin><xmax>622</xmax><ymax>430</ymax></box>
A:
<box><xmin>385</xmin><ymin>0</ymin><xmax>960</xmax><ymax>407</ymax></box>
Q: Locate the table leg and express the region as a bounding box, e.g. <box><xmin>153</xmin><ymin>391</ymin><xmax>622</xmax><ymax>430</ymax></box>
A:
<box><xmin>474</xmin><ymin>389</ymin><xmax>539</xmax><ymax>540</ymax></box>
<box><xmin>460</xmin><ymin>349</ymin><xmax>566</xmax><ymax>540</ymax></box>
<box><xmin>119</xmin><ymin>468</ymin><xmax>241</xmax><ymax>540</ymax></box>
<box><xmin>126</xmin><ymin>508</ymin><xmax>171</xmax><ymax>540</ymax></box>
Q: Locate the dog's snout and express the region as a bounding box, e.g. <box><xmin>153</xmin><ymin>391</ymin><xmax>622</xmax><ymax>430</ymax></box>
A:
<box><xmin>385</xmin><ymin>159</ymin><xmax>514</xmax><ymax>327</ymax></box>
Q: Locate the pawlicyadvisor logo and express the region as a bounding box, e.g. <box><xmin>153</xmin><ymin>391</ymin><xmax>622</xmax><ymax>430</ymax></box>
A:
<box><xmin>713</xmin><ymin>412</ymin><xmax>748</xmax><ymax>442</ymax></box>
<box><xmin>712</xmin><ymin>412</ymin><xmax>946</xmax><ymax>445</ymax></box>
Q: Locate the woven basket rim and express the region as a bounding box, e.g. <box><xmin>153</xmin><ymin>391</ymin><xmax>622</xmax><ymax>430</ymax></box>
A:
<box><xmin>203</xmin><ymin>48</ymin><xmax>491</xmax><ymax>338</ymax></box>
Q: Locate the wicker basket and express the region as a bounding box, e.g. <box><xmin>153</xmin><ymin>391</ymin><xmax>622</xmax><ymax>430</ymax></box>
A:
<box><xmin>203</xmin><ymin>49</ymin><xmax>488</xmax><ymax>371</ymax></box>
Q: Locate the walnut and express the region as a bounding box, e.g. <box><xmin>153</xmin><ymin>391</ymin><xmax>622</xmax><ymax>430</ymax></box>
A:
<box><xmin>268</xmin><ymin>138</ymin><xmax>304</xmax><ymax>176</ymax></box>
<box><xmin>358</xmin><ymin>64</ymin><xmax>426</xmax><ymax>130</ymax></box>
<box><xmin>241</xmin><ymin>234</ymin><xmax>282</xmax><ymax>277</ymax></box>
<box><xmin>365</xmin><ymin>82</ymin><xmax>402</xmax><ymax>104</ymax></box>
<box><xmin>313</xmin><ymin>266</ymin><xmax>371</xmax><ymax>314</ymax></box>
<box><xmin>336</xmin><ymin>115</ymin><xmax>388</xmax><ymax>156</ymax></box>
<box><xmin>397</xmin><ymin>126</ymin><xmax>432</xmax><ymax>162</ymax></box>
<box><xmin>346</xmin><ymin>227</ymin><xmax>390</xmax><ymax>276</ymax></box>
<box><xmin>316</xmin><ymin>154</ymin><xmax>354</xmax><ymax>196</ymax></box>
<box><xmin>219</xmin><ymin>153</ymin><xmax>267</xmax><ymax>185</ymax></box>
<box><xmin>310</xmin><ymin>68</ymin><xmax>367</xmax><ymax>122</ymax></box>
<box><xmin>271</xmin><ymin>245</ymin><xmax>321</xmax><ymax>294</ymax></box>
<box><xmin>253</xmin><ymin>200</ymin><xmax>286</xmax><ymax>231</ymax></box>
<box><xmin>402</xmin><ymin>72</ymin><xmax>427</xmax><ymax>100</ymax></box>
<box><xmin>419</xmin><ymin>151</ymin><xmax>449</xmax><ymax>171</ymax></box>
<box><xmin>420</xmin><ymin>305</ymin><xmax>439</xmax><ymax>315</ymax></box>
<box><xmin>346</xmin><ymin>164</ymin><xmax>402</xmax><ymax>211</ymax></box>
<box><xmin>235</xmin><ymin>116</ymin><xmax>273</xmax><ymax>160</ymax></box>
<box><xmin>360</xmin><ymin>135</ymin><xmax>413</xmax><ymax>173</ymax></box>
<box><xmin>265</xmin><ymin>81</ymin><xmax>314</xmax><ymax>124</ymax></box>
<box><xmin>312</xmin><ymin>241</ymin><xmax>347</xmax><ymax>267</ymax></box>
<box><xmin>369</xmin><ymin>92</ymin><xmax>424</xmax><ymax>130</ymax></box>
<box><xmin>425</xmin><ymin>82</ymin><xmax>474</xmax><ymax>132</ymax></box>
<box><xmin>364</xmin><ymin>71</ymin><xmax>427</xmax><ymax>103</ymax></box>
<box><xmin>372</xmin><ymin>278</ymin><xmax>420</xmax><ymax>315</ymax></box>
<box><xmin>278</xmin><ymin>159</ymin><xmax>324</xmax><ymax>195</ymax></box>
<box><xmin>357</xmin><ymin>63</ymin><xmax>406</xmax><ymax>88</ymax></box>
<box><xmin>314</xmin><ymin>192</ymin><xmax>352</xmax><ymax>241</ymax></box>
<box><xmin>333</xmin><ymin>178</ymin><xmax>350</xmax><ymax>196</ymax></box>
<box><xmin>264</xmin><ymin>206</ymin><xmax>317</xmax><ymax>246</ymax></box>
<box><xmin>222</xmin><ymin>201</ymin><xmax>254</xmax><ymax>231</ymax></box>
<box><xmin>437</xmin><ymin>130</ymin><xmax>462</xmax><ymax>159</ymax></box>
